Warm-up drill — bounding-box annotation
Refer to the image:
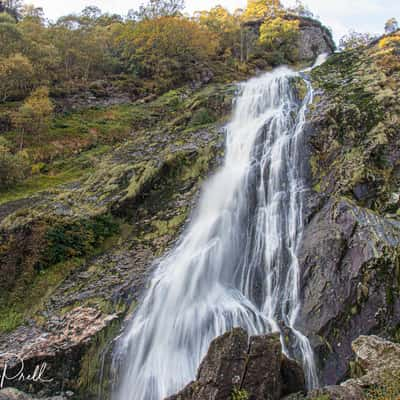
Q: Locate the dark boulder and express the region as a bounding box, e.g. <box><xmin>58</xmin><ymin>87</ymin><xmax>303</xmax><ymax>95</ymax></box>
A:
<box><xmin>166</xmin><ymin>328</ymin><xmax>305</xmax><ymax>400</ymax></box>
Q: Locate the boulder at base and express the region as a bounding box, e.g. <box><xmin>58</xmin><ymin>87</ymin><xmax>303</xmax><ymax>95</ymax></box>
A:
<box><xmin>166</xmin><ymin>328</ymin><xmax>305</xmax><ymax>400</ymax></box>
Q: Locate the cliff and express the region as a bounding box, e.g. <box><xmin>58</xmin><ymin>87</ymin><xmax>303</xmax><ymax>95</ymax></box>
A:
<box><xmin>1</xmin><ymin>22</ymin><xmax>399</xmax><ymax>400</ymax></box>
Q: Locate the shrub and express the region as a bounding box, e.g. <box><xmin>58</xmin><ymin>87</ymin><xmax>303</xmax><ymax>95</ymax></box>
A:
<box><xmin>0</xmin><ymin>137</ymin><xmax>30</xmax><ymax>188</ymax></box>
<box><xmin>38</xmin><ymin>215</ymin><xmax>120</xmax><ymax>270</ymax></box>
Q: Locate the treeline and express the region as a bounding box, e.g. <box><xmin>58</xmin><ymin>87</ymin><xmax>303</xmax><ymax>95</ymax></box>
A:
<box><xmin>0</xmin><ymin>0</ymin><xmax>312</xmax><ymax>189</ymax></box>
<box><xmin>0</xmin><ymin>0</ymin><xmax>312</xmax><ymax>102</ymax></box>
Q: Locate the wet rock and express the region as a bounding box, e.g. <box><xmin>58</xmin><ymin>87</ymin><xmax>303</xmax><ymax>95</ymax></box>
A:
<box><xmin>166</xmin><ymin>329</ymin><xmax>305</xmax><ymax>400</ymax></box>
<box><xmin>306</xmin><ymin>335</ymin><xmax>400</xmax><ymax>399</ymax></box>
<box><xmin>307</xmin><ymin>384</ymin><xmax>364</xmax><ymax>400</ymax></box>
<box><xmin>298</xmin><ymin>199</ymin><xmax>400</xmax><ymax>384</ymax></box>
<box><xmin>0</xmin><ymin>388</ymin><xmax>66</xmax><ymax>400</ymax></box>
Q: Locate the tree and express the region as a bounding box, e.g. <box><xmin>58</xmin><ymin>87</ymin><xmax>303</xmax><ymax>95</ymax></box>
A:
<box><xmin>20</xmin><ymin>4</ymin><xmax>45</xmax><ymax>21</ymax></box>
<box><xmin>385</xmin><ymin>18</ymin><xmax>399</xmax><ymax>35</ymax></box>
<box><xmin>243</xmin><ymin>0</ymin><xmax>283</xmax><ymax>20</ymax></box>
<box><xmin>0</xmin><ymin>137</ymin><xmax>29</xmax><ymax>188</ymax></box>
<box><xmin>197</xmin><ymin>6</ymin><xmax>241</xmax><ymax>59</ymax></box>
<box><xmin>339</xmin><ymin>31</ymin><xmax>376</xmax><ymax>51</ymax></box>
<box><xmin>259</xmin><ymin>17</ymin><xmax>299</xmax><ymax>64</ymax></box>
<box><xmin>0</xmin><ymin>0</ymin><xmax>23</xmax><ymax>20</ymax></box>
<box><xmin>0</xmin><ymin>54</ymin><xmax>34</xmax><ymax>102</ymax></box>
<box><xmin>118</xmin><ymin>16</ymin><xmax>217</xmax><ymax>89</ymax></box>
<box><xmin>12</xmin><ymin>86</ymin><xmax>54</xmax><ymax>149</ymax></box>
<box><xmin>288</xmin><ymin>0</ymin><xmax>314</xmax><ymax>18</ymax></box>
<box><xmin>129</xmin><ymin>0</ymin><xmax>185</xmax><ymax>21</ymax></box>
<box><xmin>0</xmin><ymin>11</ymin><xmax>24</xmax><ymax>56</ymax></box>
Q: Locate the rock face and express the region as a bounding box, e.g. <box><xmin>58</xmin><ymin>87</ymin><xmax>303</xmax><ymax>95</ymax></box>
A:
<box><xmin>243</xmin><ymin>15</ymin><xmax>335</xmax><ymax>63</ymax></box>
<box><xmin>166</xmin><ymin>328</ymin><xmax>305</xmax><ymax>400</ymax></box>
<box><xmin>293</xmin><ymin>16</ymin><xmax>335</xmax><ymax>61</ymax></box>
<box><xmin>0</xmin><ymin>84</ymin><xmax>234</xmax><ymax>398</ymax></box>
<box><xmin>0</xmin><ymin>389</ymin><xmax>67</xmax><ymax>400</ymax></box>
<box><xmin>297</xmin><ymin>33</ymin><xmax>400</xmax><ymax>385</ymax></box>
<box><xmin>307</xmin><ymin>335</ymin><xmax>400</xmax><ymax>399</ymax></box>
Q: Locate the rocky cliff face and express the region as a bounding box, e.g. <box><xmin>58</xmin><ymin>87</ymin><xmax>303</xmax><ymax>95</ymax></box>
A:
<box><xmin>243</xmin><ymin>15</ymin><xmax>335</xmax><ymax>63</ymax></box>
<box><xmin>0</xmin><ymin>25</ymin><xmax>398</xmax><ymax>400</ymax></box>
<box><xmin>0</xmin><ymin>84</ymin><xmax>234</xmax><ymax>398</ymax></box>
<box><xmin>298</xmin><ymin>33</ymin><xmax>400</xmax><ymax>385</ymax></box>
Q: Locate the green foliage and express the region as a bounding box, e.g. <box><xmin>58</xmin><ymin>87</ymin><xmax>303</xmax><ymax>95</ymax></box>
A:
<box><xmin>39</xmin><ymin>215</ymin><xmax>120</xmax><ymax>269</ymax></box>
<box><xmin>0</xmin><ymin>137</ymin><xmax>29</xmax><ymax>189</ymax></box>
<box><xmin>259</xmin><ymin>16</ymin><xmax>300</xmax><ymax>64</ymax></box>
<box><xmin>12</xmin><ymin>86</ymin><xmax>54</xmax><ymax>149</ymax></box>
<box><xmin>0</xmin><ymin>53</ymin><xmax>33</xmax><ymax>101</ymax></box>
<box><xmin>0</xmin><ymin>257</ymin><xmax>83</xmax><ymax>333</ymax></box>
<box><xmin>189</xmin><ymin>107</ymin><xmax>216</xmax><ymax>127</ymax></box>
<box><xmin>231</xmin><ymin>388</ymin><xmax>249</xmax><ymax>400</ymax></box>
<box><xmin>118</xmin><ymin>16</ymin><xmax>217</xmax><ymax>91</ymax></box>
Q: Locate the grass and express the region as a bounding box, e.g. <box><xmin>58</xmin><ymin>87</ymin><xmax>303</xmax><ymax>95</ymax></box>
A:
<box><xmin>0</xmin><ymin>258</ymin><xmax>84</xmax><ymax>333</ymax></box>
<box><xmin>0</xmin><ymin>216</ymin><xmax>124</xmax><ymax>334</ymax></box>
<box><xmin>0</xmin><ymin>145</ymin><xmax>110</xmax><ymax>205</ymax></box>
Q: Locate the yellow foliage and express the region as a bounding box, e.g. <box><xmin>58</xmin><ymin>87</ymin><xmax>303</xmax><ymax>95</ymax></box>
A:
<box><xmin>243</xmin><ymin>0</ymin><xmax>283</xmax><ymax>20</ymax></box>
<box><xmin>259</xmin><ymin>17</ymin><xmax>299</xmax><ymax>47</ymax></box>
<box><xmin>119</xmin><ymin>16</ymin><xmax>218</xmax><ymax>87</ymax></box>
<box><xmin>12</xmin><ymin>86</ymin><xmax>54</xmax><ymax>149</ymax></box>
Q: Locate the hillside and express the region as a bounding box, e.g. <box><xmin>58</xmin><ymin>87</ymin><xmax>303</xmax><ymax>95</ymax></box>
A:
<box><xmin>0</xmin><ymin>1</ymin><xmax>400</xmax><ymax>400</ymax></box>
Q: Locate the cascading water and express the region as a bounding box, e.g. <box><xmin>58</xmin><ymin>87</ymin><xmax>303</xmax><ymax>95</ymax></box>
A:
<box><xmin>112</xmin><ymin>64</ymin><xmax>322</xmax><ymax>400</ymax></box>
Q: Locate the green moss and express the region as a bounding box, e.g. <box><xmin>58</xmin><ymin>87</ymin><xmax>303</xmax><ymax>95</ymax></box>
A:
<box><xmin>0</xmin><ymin>257</ymin><xmax>84</xmax><ymax>333</ymax></box>
<box><xmin>231</xmin><ymin>388</ymin><xmax>249</xmax><ymax>400</ymax></box>
<box><xmin>78</xmin><ymin>318</ymin><xmax>123</xmax><ymax>399</ymax></box>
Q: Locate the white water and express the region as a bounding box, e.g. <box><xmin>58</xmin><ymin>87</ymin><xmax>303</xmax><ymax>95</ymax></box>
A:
<box><xmin>113</xmin><ymin>66</ymin><xmax>320</xmax><ymax>400</ymax></box>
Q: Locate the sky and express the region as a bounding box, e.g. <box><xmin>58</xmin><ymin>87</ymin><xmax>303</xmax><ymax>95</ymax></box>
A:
<box><xmin>29</xmin><ymin>0</ymin><xmax>400</xmax><ymax>42</ymax></box>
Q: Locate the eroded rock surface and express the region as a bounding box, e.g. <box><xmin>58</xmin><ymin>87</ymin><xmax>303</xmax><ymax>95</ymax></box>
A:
<box><xmin>167</xmin><ymin>328</ymin><xmax>305</xmax><ymax>400</ymax></box>
<box><xmin>299</xmin><ymin>32</ymin><xmax>400</xmax><ymax>384</ymax></box>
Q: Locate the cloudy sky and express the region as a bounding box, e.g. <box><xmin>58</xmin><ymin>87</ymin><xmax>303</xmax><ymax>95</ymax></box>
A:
<box><xmin>30</xmin><ymin>0</ymin><xmax>399</xmax><ymax>41</ymax></box>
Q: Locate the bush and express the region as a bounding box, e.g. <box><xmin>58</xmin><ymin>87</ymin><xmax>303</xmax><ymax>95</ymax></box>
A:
<box><xmin>0</xmin><ymin>137</ymin><xmax>30</xmax><ymax>188</ymax></box>
<box><xmin>38</xmin><ymin>215</ymin><xmax>120</xmax><ymax>270</ymax></box>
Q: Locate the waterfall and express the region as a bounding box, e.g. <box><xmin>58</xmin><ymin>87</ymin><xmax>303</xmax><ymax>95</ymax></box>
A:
<box><xmin>112</xmin><ymin>66</ymin><xmax>320</xmax><ymax>400</ymax></box>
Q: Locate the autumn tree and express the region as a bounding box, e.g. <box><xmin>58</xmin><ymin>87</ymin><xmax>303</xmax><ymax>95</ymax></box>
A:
<box><xmin>339</xmin><ymin>31</ymin><xmax>376</xmax><ymax>50</ymax></box>
<box><xmin>129</xmin><ymin>0</ymin><xmax>185</xmax><ymax>21</ymax></box>
<box><xmin>385</xmin><ymin>18</ymin><xmax>399</xmax><ymax>35</ymax></box>
<box><xmin>118</xmin><ymin>16</ymin><xmax>217</xmax><ymax>90</ymax></box>
<box><xmin>0</xmin><ymin>0</ymin><xmax>23</xmax><ymax>20</ymax></box>
<box><xmin>0</xmin><ymin>54</ymin><xmax>34</xmax><ymax>102</ymax></box>
<box><xmin>197</xmin><ymin>6</ymin><xmax>241</xmax><ymax>59</ymax></box>
<box><xmin>0</xmin><ymin>12</ymin><xmax>23</xmax><ymax>56</ymax></box>
<box><xmin>259</xmin><ymin>17</ymin><xmax>299</xmax><ymax>64</ymax></box>
<box><xmin>0</xmin><ymin>137</ymin><xmax>29</xmax><ymax>188</ymax></box>
<box><xmin>243</xmin><ymin>0</ymin><xmax>283</xmax><ymax>20</ymax></box>
<box><xmin>288</xmin><ymin>0</ymin><xmax>314</xmax><ymax>18</ymax></box>
<box><xmin>12</xmin><ymin>86</ymin><xmax>54</xmax><ymax>149</ymax></box>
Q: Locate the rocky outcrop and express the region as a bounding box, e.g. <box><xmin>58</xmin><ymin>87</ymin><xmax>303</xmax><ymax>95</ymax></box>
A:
<box><xmin>243</xmin><ymin>15</ymin><xmax>335</xmax><ymax>62</ymax></box>
<box><xmin>0</xmin><ymin>388</ymin><xmax>68</xmax><ymax>400</ymax></box>
<box><xmin>307</xmin><ymin>335</ymin><xmax>400</xmax><ymax>399</ymax></box>
<box><xmin>0</xmin><ymin>84</ymin><xmax>234</xmax><ymax>398</ymax></box>
<box><xmin>297</xmin><ymin>33</ymin><xmax>400</xmax><ymax>385</ymax></box>
<box><xmin>290</xmin><ymin>16</ymin><xmax>335</xmax><ymax>61</ymax></box>
<box><xmin>167</xmin><ymin>328</ymin><xmax>305</xmax><ymax>400</ymax></box>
